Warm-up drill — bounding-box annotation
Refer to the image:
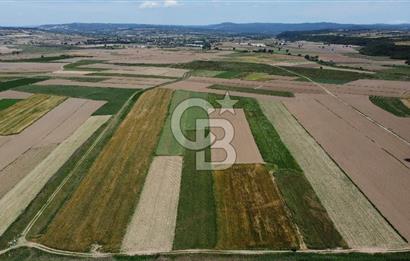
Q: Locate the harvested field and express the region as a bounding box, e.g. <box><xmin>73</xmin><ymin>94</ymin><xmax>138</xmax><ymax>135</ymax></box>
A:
<box><xmin>213</xmin><ymin>164</ymin><xmax>299</xmax><ymax>250</ymax></box>
<box><xmin>285</xmin><ymin>98</ymin><xmax>410</xmax><ymax>241</ymax></box>
<box><xmin>0</xmin><ymin>90</ymin><xmax>32</xmax><ymax>99</ymax></box>
<box><xmin>36</xmin><ymin>77</ymin><xmax>169</xmax><ymax>89</ymax></box>
<box><xmin>209</xmin><ymin>109</ymin><xmax>263</xmax><ymax>164</ymax></box>
<box><xmin>339</xmin><ymin>94</ymin><xmax>410</xmax><ymax>142</ymax></box>
<box><xmin>0</xmin><ymin>62</ymin><xmax>65</xmax><ymax>73</ymax></box>
<box><xmin>402</xmin><ymin>98</ymin><xmax>410</xmax><ymax>108</ymax></box>
<box><xmin>260</xmin><ymin>100</ymin><xmax>406</xmax><ymax>249</ymax></box>
<box><xmin>0</xmin><ymin>98</ymin><xmax>105</xmax><ymax>171</ymax></box>
<box><xmin>36</xmin><ymin>89</ymin><xmax>172</xmax><ymax>252</ymax></box>
<box><xmin>0</xmin><ymin>94</ymin><xmax>66</xmax><ymax>135</ymax></box>
<box><xmin>0</xmin><ymin>116</ymin><xmax>109</xmax><ymax>237</ymax></box>
<box><xmin>122</xmin><ymin>156</ymin><xmax>183</xmax><ymax>253</ymax></box>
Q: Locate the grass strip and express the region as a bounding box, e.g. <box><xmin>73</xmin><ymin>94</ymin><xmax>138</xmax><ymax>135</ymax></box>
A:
<box><xmin>209</xmin><ymin>84</ymin><xmax>294</xmax><ymax>97</ymax></box>
<box><xmin>14</xmin><ymin>84</ymin><xmax>137</xmax><ymax>115</ymax></box>
<box><xmin>35</xmin><ymin>89</ymin><xmax>172</xmax><ymax>252</ymax></box>
<box><xmin>63</xmin><ymin>60</ymin><xmax>107</xmax><ymax>71</ymax></box>
<box><xmin>0</xmin><ymin>77</ymin><xmax>49</xmax><ymax>92</ymax></box>
<box><xmin>0</xmin><ymin>99</ymin><xmax>20</xmax><ymax>110</ymax></box>
<box><xmin>173</xmin><ymin>129</ymin><xmax>217</xmax><ymax>250</ymax></box>
<box><xmin>369</xmin><ymin>96</ymin><xmax>410</xmax><ymax>117</ymax></box>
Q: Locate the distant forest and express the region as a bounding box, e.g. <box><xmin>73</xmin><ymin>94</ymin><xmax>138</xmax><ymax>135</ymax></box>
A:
<box><xmin>277</xmin><ymin>30</ymin><xmax>410</xmax><ymax>64</ymax></box>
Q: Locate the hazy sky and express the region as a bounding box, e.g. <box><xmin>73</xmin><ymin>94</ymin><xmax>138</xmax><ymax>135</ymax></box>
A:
<box><xmin>0</xmin><ymin>0</ymin><xmax>409</xmax><ymax>26</ymax></box>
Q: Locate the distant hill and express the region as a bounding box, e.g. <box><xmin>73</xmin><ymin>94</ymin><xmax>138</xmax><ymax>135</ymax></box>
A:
<box><xmin>34</xmin><ymin>22</ymin><xmax>410</xmax><ymax>36</ymax></box>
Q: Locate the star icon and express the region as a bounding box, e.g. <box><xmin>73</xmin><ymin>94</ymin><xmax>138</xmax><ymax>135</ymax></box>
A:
<box><xmin>216</xmin><ymin>92</ymin><xmax>238</xmax><ymax>115</ymax></box>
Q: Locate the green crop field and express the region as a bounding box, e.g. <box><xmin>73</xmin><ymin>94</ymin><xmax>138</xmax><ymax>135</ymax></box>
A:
<box><xmin>14</xmin><ymin>84</ymin><xmax>137</xmax><ymax>115</ymax></box>
<box><xmin>0</xmin><ymin>99</ymin><xmax>20</xmax><ymax>111</ymax></box>
<box><xmin>0</xmin><ymin>77</ymin><xmax>49</xmax><ymax>92</ymax></box>
<box><xmin>369</xmin><ymin>96</ymin><xmax>410</xmax><ymax>117</ymax></box>
<box><xmin>173</xmin><ymin>130</ymin><xmax>217</xmax><ymax>250</ymax></box>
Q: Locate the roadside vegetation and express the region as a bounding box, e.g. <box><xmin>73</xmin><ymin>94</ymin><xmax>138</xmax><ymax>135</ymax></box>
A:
<box><xmin>369</xmin><ymin>96</ymin><xmax>410</xmax><ymax>117</ymax></box>
<box><xmin>89</xmin><ymin>72</ymin><xmax>178</xmax><ymax>79</ymax></box>
<box><xmin>209</xmin><ymin>84</ymin><xmax>294</xmax><ymax>97</ymax></box>
<box><xmin>14</xmin><ymin>84</ymin><xmax>136</xmax><ymax>115</ymax></box>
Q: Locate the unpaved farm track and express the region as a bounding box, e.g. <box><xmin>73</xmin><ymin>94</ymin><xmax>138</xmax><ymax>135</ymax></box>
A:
<box><xmin>0</xmin><ymin>116</ymin><xmax>110</xmax><ymax>237</ymax></box>
<box><xmin>122</xmin><ymin>156</ymin><xmax>183</xmax><ymax>254</ymax></box>
<box><xmin>260</xmin><ymin>101</ymin><xmax>406</xmax><ymax>249</ymax></box>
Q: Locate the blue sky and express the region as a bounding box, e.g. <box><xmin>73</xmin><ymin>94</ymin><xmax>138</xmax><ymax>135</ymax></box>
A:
<box><xmin>0</xmin><ymin>0</ymin><xmax>409</xmax><ymax>26</ymax></box>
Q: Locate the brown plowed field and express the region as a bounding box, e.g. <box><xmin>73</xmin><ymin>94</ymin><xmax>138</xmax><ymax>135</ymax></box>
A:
<box><xmin>0</xmin><ymin>90</ymin><xmax>32</xmax><ymax>99</ymax></box>
<box><xmin>339</xmin><ymin>94</ymin><xmax>410</xmax><ymax>142</ymax></box>
<box><xmin>0</xmin><ymin>144</ymin><xmax>57</xmax><ymax>199</ymax></box>
<box><xmin>0</xmin><ymin>98</ymin><xmax>104</xmax><ymax>171</ymax></box>
<box><xmin>260</xmin><ymin>100</ymin><xmax>406</xmax><ymax>248</ymax></box>
<box><xmin>213</xmin><ymin>164</ymin><xmax>299</xmax><ymax>250</ymax></box>
<box><xmin>79</xmin><ymin>64</ymin><xmax>188</xmax><ymax>77</ymax></box>
<box><xmin>209</xmin><ymin>109</ymin><xmax>263</xmax><ymax>164</ymax></box>
<box><xmin>330</xmin><ymin>79</ymin><xmax>410</xmax><ymax>97</ymax></box>
<box><xmin>314</xmin><ymin>95</ymin><xmax>410</xmax><ymax>167</ymax></box>
<box><xmin>0</xmin><ymin>62</ymin><xmax>66</xmax><ymax>73</ymax></box>
<box><xmin>285</xmin><ymin>97</ymin><xmax>410</xmax><ymax>241</ymax></box>
<box><xmin>36</xmin><ymin>88</ymin><xmax>172</xmax><ymax>252</ymax></box>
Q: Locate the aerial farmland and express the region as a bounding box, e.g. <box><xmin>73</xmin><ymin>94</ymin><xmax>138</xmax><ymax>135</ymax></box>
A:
<box><xmin>0</xmin><ymin>22</ymin><xmax>409</xmax><ymax>261</ymax></box>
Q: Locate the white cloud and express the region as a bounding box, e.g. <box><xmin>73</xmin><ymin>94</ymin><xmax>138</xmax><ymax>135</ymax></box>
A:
<box><xmin>139</xmin><ymin>0</ymin><xmax>179</xmax><ymax>9</ymax></box>
<box><xmin>139</xmin><ymin>1</ymin><xmax>160</xmax><ymax>9</ymax></box>
<box><xmin>164</xmin><ymin>0</ymin><xmax>178</xmax><ymax>7</ymax></box>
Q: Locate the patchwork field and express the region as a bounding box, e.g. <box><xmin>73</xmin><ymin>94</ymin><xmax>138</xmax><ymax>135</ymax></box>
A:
<box><xmin>0</xmin><ymin>98</ymin><xmax>105</xmax><ymax>170</ymax></box>
<box><xmin>35</xmin><ymin>88</ymin><xmax>172</xmax><ymax>252</ymax></box>
<box><xmin>0</xmin><ymin>94</ymin><xmax>66</xmax><ymax>135</ymax></box>
<box><xmin>122</xmin><ymin>156</ymin><xmax>183</xmax><ymax>253</ymax></box>
<box><xmin>213</xmin><ymin>164</ymin><xmax>299</xmax><ymax>250</ymax></box>
<box><xmin>285</xmin><ymin>97</ymin><xmax>410</xmax><ymax>242</ymax></box>
<box><xmin>37</xmin><ymin>77</ymin><xmax>170</xmax><ymax>89</ymax></box>
<box><xmin>0</xmin><ymin>115</ymin><xmax>109</xmax><ymax>237</ymax></box>
<box><xmin>260</xmin><ymin>100</ymin><xmax>406</xmax><ymax>249</ymax></box>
